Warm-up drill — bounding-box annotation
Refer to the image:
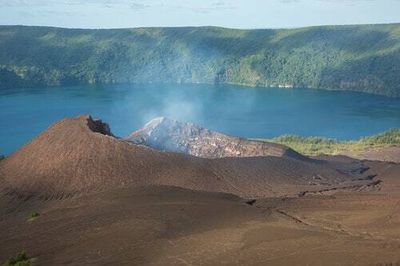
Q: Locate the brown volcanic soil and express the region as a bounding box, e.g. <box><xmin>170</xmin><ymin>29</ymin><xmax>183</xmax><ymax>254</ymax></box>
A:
<box><xmin>339</xmin><ymin>145</ymin><xmax>400</xmax><ymax>163</ymax></box>
<box><xmin>1</xmin><ymin>115</ymin><xmax>399</xmax><ymax>265</ymax></box>
<box><xmin>0</xmin><ymin>115</ymin><xmax>376</xmax><ymax>198</ymax></box>
<box><xmin>0</xmin><ymin>162</ymin><xmax>400</xmax><ymax>266</ymax></box>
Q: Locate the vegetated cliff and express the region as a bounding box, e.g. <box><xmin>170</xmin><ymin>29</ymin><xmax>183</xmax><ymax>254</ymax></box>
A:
<box><xmin>0</xmin><ymin>24</ymin><xmax>400</xmax><ymax>96</ymax></box>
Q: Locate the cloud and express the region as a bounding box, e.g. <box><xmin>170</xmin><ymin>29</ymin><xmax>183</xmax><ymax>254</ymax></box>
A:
<box><xmin>0</xmin><ymin>0</ymin><xmax>395</xmax><ymax>8</ymax></box>
<box><xmin>130</xmin><ymin>2</ymin><xmax>150</xmax><ymax>10</ymax></box>
<box><xmin>0</xmin><ymin>0</ymin><xmax>151</xmax><ymax>11</ymax></box>
<box><xmin>65</xmin><ymin>0</ymin><xmax>150</xmax><ymax>11</ymax></box>
<box><xmin>0</xmin><ymin>0</ymin><xmax>49</xmax><ymax>7</ymax></box>
<box><xmin>18</xmin><ymin>9</ymin><xmax>76</xmax><ymax>18</ymax></box>
<box><xmin>1</xmin><ymin>0</ymin><xmax>399</xmax><ymax>28</ymax></box>
<box><xmin>173</xmin><ymin>0</ymin><xmax>235</xmax><ymax>14</ymax></box>
<box><xmin>0</xmin><ymin>0</ymin><xmax>235</xmax><ymax>13</ymax></box>
<box><xmin>278</xmin><ymin>0</ymin><xmax>395</xmax><ymax>2</ymax></box>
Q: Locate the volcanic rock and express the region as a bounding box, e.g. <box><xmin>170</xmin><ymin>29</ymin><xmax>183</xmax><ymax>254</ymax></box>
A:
<box><xmin>126</xmin><ymin>117</ymin><xmax>305</xmax><ymax>159</ymax></box>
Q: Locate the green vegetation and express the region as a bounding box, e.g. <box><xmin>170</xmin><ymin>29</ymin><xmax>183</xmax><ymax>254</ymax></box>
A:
<box><xmin>27</xmin><ymin>212</ymin><xmax>40</xmax><ymax>222</ymax></box>
<box><xmin>267</xmin><ymin>129</ymin><xmax>400</xmax><ymax>156</ymax></box>
<box><xmin>0</xmin><ymin>24</ymin><xmax>400</xmax><ymax>96</ymax></box>
<box><xmin>2</xmin><ymin>251</ymin><xmax>35</xmax><ymax>266</ymax></box>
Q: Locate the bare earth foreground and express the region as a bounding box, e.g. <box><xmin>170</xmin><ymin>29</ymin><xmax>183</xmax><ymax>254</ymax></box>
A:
<box><xmin>1</xmin><ymin>116</ymin><xmax>400</xmax><ymax>265</ymax></box>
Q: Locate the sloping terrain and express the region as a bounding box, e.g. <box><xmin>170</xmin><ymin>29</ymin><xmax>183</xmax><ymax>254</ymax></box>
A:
<box><xmin>0</xmin><ymin>115</ymin><xmax>399</xmax><ymax>265</ymax></box>
<box><xmin>1</xmin><ymin>24</ymin><xmax>400</xmax><ymax>96</ymax></box>
<box><xmin>340</xmin><ymin>146</ymin><xmax>400</xmax><ymax>163</ymax></box>
<box><xmin>127</xmin><ymin>117</ymin><xmax>304</xmax><ymax>159</ymax></box>
<box><xmin>0</xmin><ymin>162</ymin><xmax>399</xmax><ymax>266</ymax></box>
<box><xmin>0</xmin><ymin>115</ymin><xmax>375</xmax><ymax>199</ymax></box>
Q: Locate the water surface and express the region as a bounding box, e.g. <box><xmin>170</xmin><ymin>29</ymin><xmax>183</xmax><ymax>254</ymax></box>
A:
<box><xmin>1</xmin><ymin>83</ymin><xmax>400</xmax><ymax>155</ymax></box>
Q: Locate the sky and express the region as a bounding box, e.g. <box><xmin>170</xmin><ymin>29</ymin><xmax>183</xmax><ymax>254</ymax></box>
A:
<box><xmin>0</xmin><ymin>0</ymin><xmax>399</xmax><ymax>29</ymax></box>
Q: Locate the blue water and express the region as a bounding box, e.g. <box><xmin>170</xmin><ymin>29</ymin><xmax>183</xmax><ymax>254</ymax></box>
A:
<box><xmin>1</xmin><ymin>83</ymin><xmax>400</xmax><ymax>155</ymax></box>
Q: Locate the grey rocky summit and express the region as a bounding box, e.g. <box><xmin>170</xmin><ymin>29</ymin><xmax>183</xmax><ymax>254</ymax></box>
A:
<box><xmin>126</xmin><ymin>117</ymin><xmax>305</xmax><ymax>159</ymax></box>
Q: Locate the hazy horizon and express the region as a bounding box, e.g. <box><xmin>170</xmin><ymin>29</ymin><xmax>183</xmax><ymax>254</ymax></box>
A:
<box><xmin>0</xmin><ymin>0</ymin><xmax>400</xmax><ymax>29</ymax></box>
<box><xmin>2</xmin><ymin>22</ymin><xmax>400</xmax><ymax>30</ymax></box>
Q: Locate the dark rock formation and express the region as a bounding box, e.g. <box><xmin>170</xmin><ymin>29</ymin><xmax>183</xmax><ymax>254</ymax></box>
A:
<box><xmin>86</xmin><ymin>116</ymin><xmax>113</xmax><ymax>136</ymax></box>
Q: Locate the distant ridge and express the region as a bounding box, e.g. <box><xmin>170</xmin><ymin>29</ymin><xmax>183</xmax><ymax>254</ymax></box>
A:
<box><xmin>0</xmin><ymin>24</ymin><xmax>400</xmax><ymax>96</ymax></box>
<box><xmin>127</xmin><ymin>117</ymin><xmax>306</xmax><ymax>160</ymax></box>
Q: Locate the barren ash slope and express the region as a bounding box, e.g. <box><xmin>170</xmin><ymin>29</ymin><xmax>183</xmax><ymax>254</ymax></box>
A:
<box><xmin>0</xmin><ymin>115</ymin><xmax>373</xmax><ymax>198</ymax></box>
<box><xmin>0</xmin><ymin>115</ymin><xmax>399</xmax><ymax>265</ymax></box>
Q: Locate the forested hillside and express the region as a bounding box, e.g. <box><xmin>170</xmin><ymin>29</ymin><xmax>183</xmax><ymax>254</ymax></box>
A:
<box><xmin>1</xmin><ymin>24</ymin><xmax>400</xmax><ymax>96</ymax></box>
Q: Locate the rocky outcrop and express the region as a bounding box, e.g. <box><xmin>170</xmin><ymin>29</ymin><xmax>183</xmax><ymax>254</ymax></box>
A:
<box><xmin>86</xmin><ymin>117</ymin><xmax>113</xmax><ymax>136</ymax></box>
<box><xmin>126</xmin><ymin>117</ymin><xmax>306</xmax><ymax>160</ymax></box>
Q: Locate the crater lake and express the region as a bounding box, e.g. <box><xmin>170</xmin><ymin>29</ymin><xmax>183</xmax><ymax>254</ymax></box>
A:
<box><xmin>1</xmin><ymin>83</ymin><xmax>400</xmax><ymax>155</ymax></box>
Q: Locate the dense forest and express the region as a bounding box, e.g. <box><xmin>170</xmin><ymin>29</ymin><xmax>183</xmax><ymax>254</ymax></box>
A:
<box><xmin>0</xmin><ymin>24</ymin><xmax>400</xmax><ymax>96</ymax></box>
